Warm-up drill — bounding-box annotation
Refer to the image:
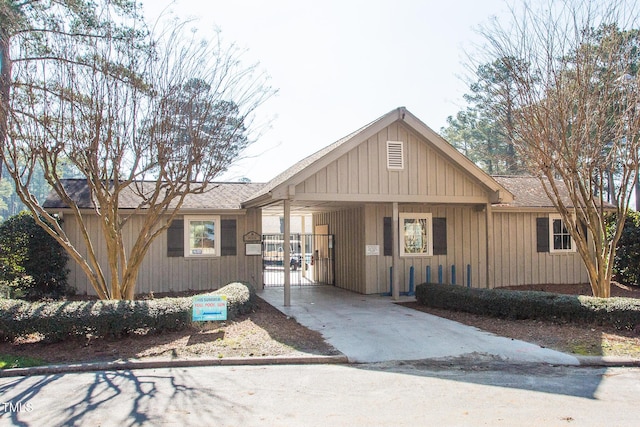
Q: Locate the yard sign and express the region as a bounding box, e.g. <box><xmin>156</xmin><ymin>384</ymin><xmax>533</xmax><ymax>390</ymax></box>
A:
<box><xmin>192</xmin><ymin>295</ymin><xmax>228</xmax><ymax>321</ymax></box>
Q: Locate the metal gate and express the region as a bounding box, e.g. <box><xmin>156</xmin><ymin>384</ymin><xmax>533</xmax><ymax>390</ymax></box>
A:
<box><xmin>262</xmin><ymin>234</ymin><xmax>334</xmax><ymax>287</ymax></box>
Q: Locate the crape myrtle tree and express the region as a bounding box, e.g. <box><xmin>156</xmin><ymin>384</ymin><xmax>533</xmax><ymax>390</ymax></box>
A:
<box><xmin>0</xmin><ymin>0</ymin><xmax>273</xmax><ymax>300</ymax></box>
<box><xmin>476</xmin><ymin>0</ymin><xmax>640</xmax><ymax>298</ymax></box>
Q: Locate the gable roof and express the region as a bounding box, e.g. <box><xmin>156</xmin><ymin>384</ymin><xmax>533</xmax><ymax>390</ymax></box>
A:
<box><xmin>244</xmin><ymin>107</ymin><xmax>514</xmax><ymax>207</ymax></box>
<box><xmin>43</xmin><ymin>179</ymin><xmax>265</xmax><ymax>211</ymax></box>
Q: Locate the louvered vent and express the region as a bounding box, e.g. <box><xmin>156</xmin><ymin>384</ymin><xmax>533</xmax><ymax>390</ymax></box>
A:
<box><xmin>387</xmin><ymin>141</ymin><xmax>404</xmax><ymax>170</ymax></box>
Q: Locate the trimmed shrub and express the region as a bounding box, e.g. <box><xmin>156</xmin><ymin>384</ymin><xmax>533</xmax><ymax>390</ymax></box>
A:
<box><xmin>415</xmin><ymin>283</ymin><xmax>640</xmax><ymax>331</ymax></box>
<box><xmin>0</xmin><ymin>212</ymin><xmax>71</xmax><ymax>300</ymax></box>
<box><xmin>0</xmin><ymin>281</ymin><xmax>257</xmax><ymax>342</ymax></box>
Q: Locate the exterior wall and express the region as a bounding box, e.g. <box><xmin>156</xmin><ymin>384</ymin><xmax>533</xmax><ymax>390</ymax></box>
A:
<box><xmin>295</xmin><ymin>122</ymin><xmax>487</xmax><ymax>203</ymax></box>
<box><xmin>490</xmin><ymin>211</ymin><xmax>589</xmax><ymax>287</ymax></box>
<box><xmin>313</xmin><ymin>207</ymin><xmax>366</xmax><ymax>293</ymax></box>
<box><xmin>363</xmin><ymin>204</ymin><xmax>487</xmax><ymax>294</ymax></box>
<box><xmin>319</xmin><ymin>205</ymin><xmax>589</xmax><ymax>295</ymax></box>
<box><xmin>64</xmin><ymin>208</ymin><xmax>263</xmax><ymax>296</ymax></box>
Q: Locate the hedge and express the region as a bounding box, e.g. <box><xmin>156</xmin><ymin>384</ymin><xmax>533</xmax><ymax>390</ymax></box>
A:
<box><xmin>0</xmin><ymin>281</ymin><xmax>257</xmax><ymax>342</ymax></box>
<box><xmin>415</xmin><ymin>283</ymin><xmax>640</xmax><ymax>332</ymax></box>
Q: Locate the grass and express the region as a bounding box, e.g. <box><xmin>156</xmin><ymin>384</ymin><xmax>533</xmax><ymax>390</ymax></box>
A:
<box><xmin>0</xmin><ymin>354</ymin><xmax>45</xmax><ymax>369</ymax></box>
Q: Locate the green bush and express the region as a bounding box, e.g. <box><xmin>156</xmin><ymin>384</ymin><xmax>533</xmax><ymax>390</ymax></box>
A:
<box><xmin>0</xmin><ymin>281</ymin><xmax>257</xmax><ymax>342</ymax></box>
<box><xmin>415</xmin><ymin>283</ymin><xmax>640</xmax><ymax>331</ymax></box>
<box><xmin>0</xmin><ymin>212</ymin><xmax>71</xmax><ymax>300</ymax></box>
<box><xmin>614</xmin><ymin>210</ymin><xmax>640</xmax><ymax>287</ymax></box>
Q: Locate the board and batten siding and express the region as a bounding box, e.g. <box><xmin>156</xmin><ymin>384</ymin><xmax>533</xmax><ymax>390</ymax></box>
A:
<box><xmin>62</xmin><ymin>208</ymin><xmax>262</xmax><ymax>296</ymax></box>
<box><xmin>295</xmin><ymin>122</ymin><xmax>487</xmax><ymax>203</ymax></box>
<box><xmin>311</xmin><ymin>205</ymin><xmax>589</xmax><ymax>294</ymax></box>
<box><xmin>489</xmin><ymin>211</ymin><xmax>588</xmax><ymax>287</ymax></box>
<box><xmin>362</xmin><ymin>204</ymin><xmax>488</xmax><ymax>294</ymax></box>
<box><xmin>313</xmin><ymin>207</ymin><xmax>365</xmax><ymax>293</ymax></box>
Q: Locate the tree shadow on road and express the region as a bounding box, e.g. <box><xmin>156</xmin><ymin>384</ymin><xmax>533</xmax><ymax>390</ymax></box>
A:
<box><xmin>0</xmin><ymin>368</ymin><xmax>251</xmax><ymax>426</ymax></box>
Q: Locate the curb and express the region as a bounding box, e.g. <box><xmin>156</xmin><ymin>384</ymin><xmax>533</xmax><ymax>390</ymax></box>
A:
<box><xmin>0</xmin><ymin>354</ymin><xmax>349</xmax><ymax>378</ymax></box>
<box><xmin>577</xmin><ymin>356</ymin><xmax>640</xmax><ymax>367</ymax></box>
<box><xmin>2</xmin><ymin>354</ymin><xmax>639</xmax><ymax>378</ymax></box>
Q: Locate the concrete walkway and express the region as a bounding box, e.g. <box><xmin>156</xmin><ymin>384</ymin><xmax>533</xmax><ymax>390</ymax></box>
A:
<box><xmin>259</xmin><ymin>285</ymin><xmax>580</xmax><ymax>365</ymax></box>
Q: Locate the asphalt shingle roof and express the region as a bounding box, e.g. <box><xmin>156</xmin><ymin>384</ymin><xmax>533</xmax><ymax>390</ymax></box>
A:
<box><xmin>493</xmin><ymin>176</ymin><xmax>579</xmax><ymax>208</ymax></box>
<box><xmin>43</xmin><ymin>179</ymin><xmax>266</xmax><ymax>210</ymax></box>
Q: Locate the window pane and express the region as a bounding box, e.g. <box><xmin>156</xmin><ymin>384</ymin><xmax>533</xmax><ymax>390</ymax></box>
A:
<box><xmin>553</xmin><ymin>235</ymin><xmax>563</xmax><ymax>250</ymax></box>
<box><xmin>189</xmin><ymin>220</ymin><xmax>216</xmax><ymax>255</ymax></box>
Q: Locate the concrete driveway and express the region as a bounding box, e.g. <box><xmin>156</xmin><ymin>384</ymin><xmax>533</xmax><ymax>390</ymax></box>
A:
<box><xmin>259</xmin><ymin>285</ymin><xmax>580</xmax><ymax>365</ymax></box>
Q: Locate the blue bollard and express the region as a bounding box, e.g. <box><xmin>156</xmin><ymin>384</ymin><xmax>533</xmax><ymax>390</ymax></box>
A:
<box><xmin>408</xmin><ymin>266</ymin><xmax>415</xmax><ymax>296</ymax></box>
<box><xmin>426</xmin><ymin>265</ymin><xmax>431</xmax><ymax>284</ymax></box>
<box><xmin>438</xmin><ymin>265</ymin><xmax>443</xmax><ymax>284</ymax></box>
<box><xmin>451</xmin><ymin>264</ymin><xmax>456</xmax><ymax>285</ymax></box>
<box><xmin>467</xmin><ymin>264</ymin><xmax>471</xmax><ymax>288</ymax></box>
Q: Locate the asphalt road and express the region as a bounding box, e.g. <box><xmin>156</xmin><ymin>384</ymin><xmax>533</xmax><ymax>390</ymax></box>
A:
<box><xmin>1</xmin><ymin>363</ymin><xmax>639</xmax><ymax>426</ymax></box>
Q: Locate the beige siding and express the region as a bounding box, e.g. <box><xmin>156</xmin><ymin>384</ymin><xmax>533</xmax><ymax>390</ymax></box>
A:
<box><xmin>296</xmin><ymin>123</ymin><xmax>487</xmax><ymax>202</ymax></box>
<box><xmin>490</xmin><ymin>211</ymin><xmax>588</xmax><ymax>287</ymax></box>
<box><xmin>63</xmin><ymin>209</ymin><xmax>262</xmax><ymax>296</ymax></box>
<box><xmin>361</xmin><ymin>204</ymin><xmax>487</xmax><ymax>294</ymax></box>
<box><xmin>313</xmin><ymin>207</ymin><xmax>365</xmax><ymax>293</ymax></box>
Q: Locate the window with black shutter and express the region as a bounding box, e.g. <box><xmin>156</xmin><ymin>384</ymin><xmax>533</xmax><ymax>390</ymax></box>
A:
<box><xmin>221</xmin><ymin>219</ymin><xmax>237</xmax><ymax>256</ymax></box>
<box><xmin>383</xmin><ymin>217</ymin><xmax>393</xmax><ymax>256</ymax></box>
<box><xmin>432</xmin><ymin>218</ymin><xmax>447</xmax><ymax>255</ymax></box>
<box><xmin>167</xmin><ymin>219</ymin><xmax>184</xmax><ymax>257</ymax></box>
<box><xmin>536</xmin><ymin>217</ymin><xmax>550</xmax><ymax>253</ymax></box>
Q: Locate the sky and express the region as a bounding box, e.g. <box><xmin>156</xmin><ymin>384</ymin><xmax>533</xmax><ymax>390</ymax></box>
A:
<box><xmin>143</xmin><ymin>0</ymin><xmax>513</xmax><ymax>183</ymax></box>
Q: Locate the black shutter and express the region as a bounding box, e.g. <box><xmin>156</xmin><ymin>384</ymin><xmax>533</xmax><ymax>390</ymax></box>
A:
<box><xmin>432</xmin><ymin>218</ymin><xmax>447</xmax><ymax>255</ymax></box>
<box><xmin>536</xmin><ymin>217</ymin><xmax>549</xmax><ymax>253</ymax></box>
<box><xmin>579</xmin><ymin>220</ymin><xmax>588</xmax><ymax>242</ymax></box>
<box><xmin>221</xmin><ymin>219</ymin><xmax>237</xmax><ymax>256</ymax></box>
<box><xmin>167</xmin><ymin>219</ymin><xmax>184</xmax><ymax>257</ymax></box>
<box><xmin>383</xmin><ymin>217</ymin><xmax>392</xmax><ymax>256</ymax></box>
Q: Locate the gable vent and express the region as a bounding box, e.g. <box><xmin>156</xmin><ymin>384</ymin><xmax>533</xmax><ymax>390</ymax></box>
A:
<box><xmin>387</xmin><ymin>141</ymin><xmax>404</xmax><ymax>170</ymax></box>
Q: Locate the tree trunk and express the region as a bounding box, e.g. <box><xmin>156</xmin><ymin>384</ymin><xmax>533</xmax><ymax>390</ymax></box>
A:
<box><xmin>636</xmin><ymin>171</ymin><xmax>640</xmax><ymax>211</ymax></box>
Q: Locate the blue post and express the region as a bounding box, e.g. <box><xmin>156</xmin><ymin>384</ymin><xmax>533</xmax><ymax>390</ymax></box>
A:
<box><xmin>467</xmin><ymin>264</ymin><xmax>471</xmax><ymax>288</ymax></box>
<box><xmin>451</xmin><ymin>264</ymin><xmax>456</xmax><ymax>285</ymax></box>
<box><xmin>438</xmin><ymin>265</ymin><xmax>443</xmax><ymax>284</ymax></box>
<box><xmin>408</xmin><ymin>266</ymin><xmax>415</xmax><ymax>296</ymax></box>
<box><xmin>426</xmin><ymin>265</ymin><xmax>431</xmax><ymax>284</ymax></box>
<box><xmin>381</xmin><ymin>267</ymin><xmax>393</xmax><ymax>296</ymax></box>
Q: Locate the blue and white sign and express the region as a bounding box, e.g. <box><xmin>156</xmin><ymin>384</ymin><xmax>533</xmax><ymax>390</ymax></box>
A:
<box><xmin>192</xmin><ymin>295</ymin><xmax>228</xmax><ymax>321</ymax></box>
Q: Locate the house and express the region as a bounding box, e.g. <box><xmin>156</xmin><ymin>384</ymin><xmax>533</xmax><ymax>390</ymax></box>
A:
<box><xmin>44</xmin><ymin>181</ymin><xmax>265</xmax><ymax>295</ymax></box>
<box><xmin>45</xmin><ymin>107</ymin><xmax>589</xmax><ymax>297</ymax></box>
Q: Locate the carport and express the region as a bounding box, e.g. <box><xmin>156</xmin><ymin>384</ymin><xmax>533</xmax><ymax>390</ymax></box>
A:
<box><xmin>242</xmin><ymin>107</ymin><xmax>513</xmax><ymax>306</ymax></box>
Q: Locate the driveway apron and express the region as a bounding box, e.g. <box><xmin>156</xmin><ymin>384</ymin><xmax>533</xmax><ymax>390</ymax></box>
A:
<box><xmin>259</xmin><ymin>285</ymin><xmax>579</xmax><ymax>365</ymax></box>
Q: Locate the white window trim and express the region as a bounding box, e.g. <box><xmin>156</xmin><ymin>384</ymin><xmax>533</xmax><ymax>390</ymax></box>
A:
<box><xmin>399</xmin><ymin>212</ymin><xmax>432</xmax><ymax>257</ymax></box>
<box><xmin>549</xmin><ymin>213</ymin><xmax>576</xmax><ymax>254</ymax></box>
<box><xmin>184</xmin><ymin>215</ymin><xmax>220</xmax><ymax>258</ymax></box>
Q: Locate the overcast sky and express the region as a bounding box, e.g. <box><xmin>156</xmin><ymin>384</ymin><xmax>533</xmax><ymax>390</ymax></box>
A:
<box><xmin>144</xmin><ymin>0</ymin><xmax>513</xmax><ymax>183</ymax></box>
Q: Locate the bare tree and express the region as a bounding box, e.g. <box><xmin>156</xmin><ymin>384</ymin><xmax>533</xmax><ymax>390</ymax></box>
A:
<box><xmin>476</xmin><ymin>0</ymin><xmax>640</xmax><ymax>297</ymax></box>
<box><xmin>2</xmin><ymin>1</ymin><xmax>274</xmax><ymax>299</ymax></box>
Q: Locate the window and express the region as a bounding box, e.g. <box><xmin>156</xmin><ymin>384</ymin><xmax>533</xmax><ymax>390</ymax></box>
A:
<box><xmin>384</xmin><ymin>215</ymin><xmax>444</xmax><ymax>256</ymax></box>
<box><xmin>399</xmin><ymin>213</ymin><xmax>432</xmax><ymax>256</ymax></box>
<box><xmin>184</xmin><ymin>216</ymin><xmax>220</xmax><ymax>257</ymax></box>
<box><xmin>549</xmin><ymin>214</ymin><xmax>575</xmax><ymax>253</ymax></box>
